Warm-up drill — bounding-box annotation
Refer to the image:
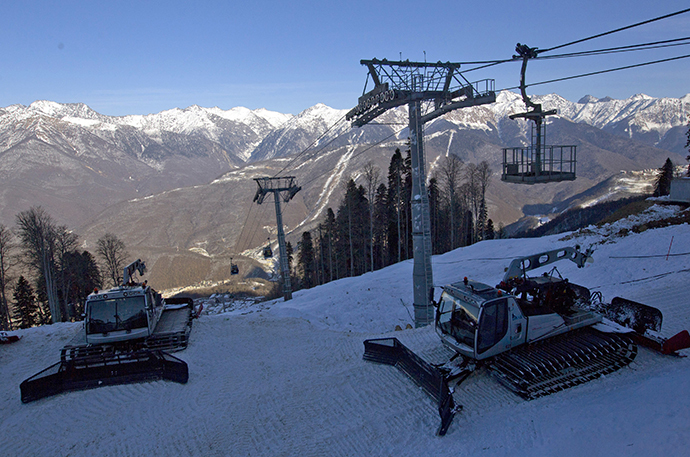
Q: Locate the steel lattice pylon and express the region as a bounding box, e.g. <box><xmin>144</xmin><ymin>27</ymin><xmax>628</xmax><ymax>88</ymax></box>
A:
<box><xmin>253</xmin><ymin>176</ymin><xmax>301</xmax><ymax>301</ymax></box>
<box><xmin>348</xmin><ymin>59</ymin><xmax>496</xmax><ymax>327</ymax></box>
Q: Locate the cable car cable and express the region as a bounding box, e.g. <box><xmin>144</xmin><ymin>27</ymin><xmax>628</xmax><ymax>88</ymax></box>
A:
<box><xmin>299</xmin><ymin>126</ymin><xmax>407</xmax><ymax>189</ymax></box>
<box><xmin>272</xmin><ymin>114</ymin><xmax>349</xmax><ymax>177</ymax></box>
<box><xmin>500</xmin><ymin>53</ymin><xmax>690</xmax><ymax>92</ymax></box>
<box><xmin>536</xmin><ymin>37</ymin><xmax>690</xmax><ymax>60</ymax></box>
<box><xmin>540</xmin><ymin>7</ymin><xmax>690</xmax><ymax>54</ymax></box>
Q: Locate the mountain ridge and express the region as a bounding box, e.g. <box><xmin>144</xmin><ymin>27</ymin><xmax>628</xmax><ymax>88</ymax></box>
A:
<box><xmin>1</xmin><ymin>91</ymin><xmax>689</xmax><ymax>288</ymax></box>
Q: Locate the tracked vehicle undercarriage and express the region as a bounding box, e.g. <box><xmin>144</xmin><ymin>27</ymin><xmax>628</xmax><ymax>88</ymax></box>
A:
<box><xmin>491</xmin><ymin>327</ymin><xmax>637</xmax><ymax>399</ymax></box>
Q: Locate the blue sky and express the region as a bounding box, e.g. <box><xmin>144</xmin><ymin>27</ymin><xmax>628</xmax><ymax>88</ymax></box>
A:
<box><xmin>1</xmin><ymin>1</ymin><xmax>689</xmax><ymax>116</ymax></box>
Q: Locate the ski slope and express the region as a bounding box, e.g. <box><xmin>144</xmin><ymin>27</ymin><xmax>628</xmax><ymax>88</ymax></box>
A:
<box><xmin>1</xmin><ymin>204</ymin><xmax>689</xmax><ymax>456</ymax></box>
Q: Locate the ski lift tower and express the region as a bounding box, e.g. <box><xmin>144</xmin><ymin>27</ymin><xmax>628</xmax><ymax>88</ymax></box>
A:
<box><xmin>253</xmin><ymin>176</ymin><xmax>301</xmax><ymax>301</ymax></box>
<box><xmin>347</xmin><ymin>58</ymin><xmax>496</xmax><ymax>327</ymax></box>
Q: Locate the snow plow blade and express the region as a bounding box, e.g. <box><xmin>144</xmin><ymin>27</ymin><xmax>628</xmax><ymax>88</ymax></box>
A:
<box><xmin>363</xmin><ymin>338</ymin><xmax>455</xmax><ymax>436</ymax></box>
<box><xmin>1</xmin><ymin>332</ymin><xmax>21</xmax><ymax>344</ymax></box>
<box><xmin>20</xmin><ymin>350</ymin><xmax>188</xmax><ymax>403</ymax></box>
<box><xmin>633</xmin><ymin>330</ymin><xmax>690</xmax><ymax>355</ymax></box>
<box><xmin>606</xmin><ymin>297</ymin><xmax>663</xmax><ymax>334</ymax></box>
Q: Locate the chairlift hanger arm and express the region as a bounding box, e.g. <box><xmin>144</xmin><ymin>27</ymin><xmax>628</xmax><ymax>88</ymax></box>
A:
<box><xmin>513</xmin><ymin>43</ymin><xmax>541</xmax><ymax>112</ymax></box>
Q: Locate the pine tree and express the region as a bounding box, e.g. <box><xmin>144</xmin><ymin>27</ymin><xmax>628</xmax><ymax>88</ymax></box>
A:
<box><xmin>372</xmin><ymin>183</ymin><xmax>389</xmax><ymax>270</ymax></box>
<box><xmin>477</xmin><ymin>200</ymin><xmax>488</xmax><ymax>241</ymax></box>
<box><xmin>387</xmin><ymin>149</ymin><xmax>405</xmax><ymax>263</ymax></box>
<box><xmin>485</xmin><ymin>219</ymin><xmax>495</xmax><ymax>240</ymax></box>
<box><xmin>286</xmin><ymin>241</ymin><xmax>294</xmax><ymax>273</ymax></box>
<box><xmin>336</xmin><ymin>179</ymin><xmax>369</xmax><ymax>277</ymax></box>
<box><xmin>362</xmin><ymin>162</ymin><xmax>380</xmax><ymax>272</ymax></box>
<box><xmin>497</xmin><ymin>222</ymin><xmax>507</xmax><ymax>239</ymax></box>
<box><xmin>12</xmin><ymin>276</ymin><xmax>37</xmax><ymax>329</ymax></box>
<box><xmin>33</xmin><ymin>276</ymin><xmax>51</xmax><ymax>324</ymax></box>
<box><xmin>402</xmin><ymin>148</ymin><xmax>413</xmax><ymax>258</ymax></box>
<box><xmin>297</xmin><ymin>231</ymin><xmax>316</xmax><ymax>289</ymax></box>
<box><xmin>463</xmin><ymin>210</ymin><xmax>474</xmax><ymax>247</ymax></box>
<box><xmin>62</xmin><ymin>251</ymin><xmax>101</xmax><ymax>319</ymax></box>
<box><xmin>476</xmin><ymin>161</ymin><xmax>492</xmax><ymax>241</ymax></box>
<box><xmin>427</xmin><ymin>177</ymin><xmax>442</xmax><ymax>254</ymax></box>
<box><xmin>323</xmin><ymin>209</ymin><xmax>337</xmax><ymax>281</ymax></box>
<box><xmin>653</xmin><ymin>158</ymin><xmax>674</xmax><ymax>197</ymax></box>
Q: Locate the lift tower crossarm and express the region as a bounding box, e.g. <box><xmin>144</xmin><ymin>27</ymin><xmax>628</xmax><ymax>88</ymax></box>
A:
<box><xmin>509</xmin><ymin>44</ymin><xmax>558</xmax><ymax>121</ymax></box>
<box><xmin>348</xmin><ymin>58</ymin><xmax>496</xmax><ymax>327</ymax></box>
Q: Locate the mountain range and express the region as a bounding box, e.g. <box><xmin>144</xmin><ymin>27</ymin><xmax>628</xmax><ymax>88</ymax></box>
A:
<box><xmin>1</xmin><ymin>91</ymin><xmax>688</xmax><ymax>289</ymax></box>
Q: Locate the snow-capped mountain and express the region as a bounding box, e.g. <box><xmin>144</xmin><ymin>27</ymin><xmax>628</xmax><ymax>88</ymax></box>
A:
<box><xmin>1</xmin><ymin>91</ymin><xmax>689</xmax><ymax>287</ymax></box>
<box><xmin>0</xmin><ymin>102</ymin><xmax>292</xmax><ymax>226</ymax></box>
<box><xmin>249</xmin><ymin>104</ymin><xmax>349</xmax><ymax>162</ymax></box>
<box><xmin>2</xmin><ymin>101</ymin><xmax>292</xmax><ymax>162</ymax></box>
<box><xmin>429</xmin><ymin>91</ymin><xmax>690</xmax><ymax>152</ymax></box>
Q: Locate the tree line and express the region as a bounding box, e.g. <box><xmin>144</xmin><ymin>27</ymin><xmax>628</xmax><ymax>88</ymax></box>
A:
<box><xmin>290</xmin><ymin>148</ymin><xmax>500</xmax><ymax>290</ymax></box>
<box><xmin>0</xmin><ymin>206</ymin><xmax>130</xmax><ymax>330</ymax></box>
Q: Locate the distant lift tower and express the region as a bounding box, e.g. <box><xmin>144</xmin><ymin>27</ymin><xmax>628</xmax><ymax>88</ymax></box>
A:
<box><xmin>253</xmin><ymin>176</ymin><xmax>301</xmax><ymax>301</ymax></box>
<box><xmin>347</xmin><ymin>58</ymin><xmax>496</xmax><ymax>327</ymax></box>
<box><xmin>502</xmin><ymin>44</ymin><xmax>577</xmax><ymax>184</ymax></box>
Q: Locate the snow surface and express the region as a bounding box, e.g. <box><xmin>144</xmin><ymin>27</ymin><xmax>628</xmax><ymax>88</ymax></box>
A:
<box><xmin>2</xmin><ymin>205</ymin><xmax>690</xmax><ymax>456</ymax></box>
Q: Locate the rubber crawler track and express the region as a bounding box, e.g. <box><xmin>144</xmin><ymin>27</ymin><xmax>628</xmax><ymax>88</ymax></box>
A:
<box><xmin>490</xmin><ymin>328</ymin><xmax>637</xmax><ymax>399</ymax></box>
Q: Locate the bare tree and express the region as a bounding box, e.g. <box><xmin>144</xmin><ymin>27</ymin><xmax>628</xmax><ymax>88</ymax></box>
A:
<box><xmin>15</xmin><ymin>207</ymin><xmax>60</xmax><ymax>323</ymax></box>
<box><xmin>362</xmin><ymin>161</ymin><xmax>380</xmax><ymax>272</ymax></box>
<box><xmin>0</xmin><ymin>225</ymin><xmax>16</xmax><ymax>330</ymax></box>
<box><xmin>440</xmin><ymin>154</ymin><xmax>464</xmax><ymax>250</ymax></box>
<box><xmin>96</xmin><ymin>233</ymin><xmax>129</xmax><ymax>287</ymax></box>
<box><xmin>464</xmin><ymin>163</ymin><xmax>484</xmax><ymax>243</ymax></box>
<box><xmin>54</xmin><ymin>226</ymin><xmax>79</xmax><ymax>319</ymax></box>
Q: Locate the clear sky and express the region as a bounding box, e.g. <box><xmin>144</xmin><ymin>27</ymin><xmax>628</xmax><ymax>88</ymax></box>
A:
<box><xmin>1</xmin><ymin>1</ymin><xmax>689</xmax><ymax>116</ymax></box>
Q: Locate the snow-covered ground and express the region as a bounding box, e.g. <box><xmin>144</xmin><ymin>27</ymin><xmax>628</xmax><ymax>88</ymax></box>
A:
<box><xmin>1</xmin><ymin>204</ymin><xmax>689</xmax><ymax>456</ymax></box>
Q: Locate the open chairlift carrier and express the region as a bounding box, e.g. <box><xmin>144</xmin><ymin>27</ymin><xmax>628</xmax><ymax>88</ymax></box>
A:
<box><xmin>502</xmin><ymin>44</ymin><xmax>577</xmax><ymax>184</ymax></box>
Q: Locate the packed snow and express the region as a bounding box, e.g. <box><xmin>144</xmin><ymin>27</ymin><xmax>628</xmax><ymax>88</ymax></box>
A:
<box><xmin>1</xmin><ymin>204</ymin><xmax>689</xmax><ymax>456</ymax></box>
